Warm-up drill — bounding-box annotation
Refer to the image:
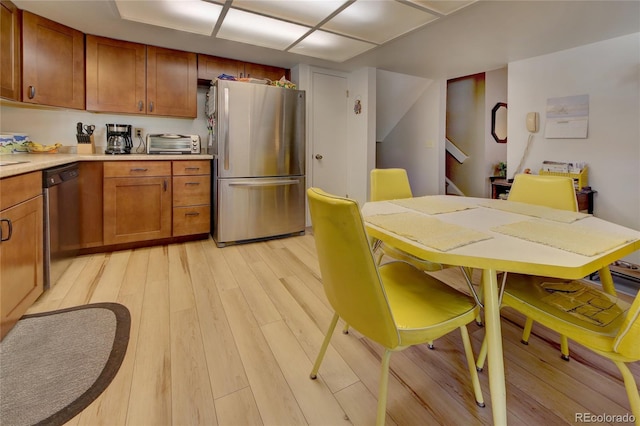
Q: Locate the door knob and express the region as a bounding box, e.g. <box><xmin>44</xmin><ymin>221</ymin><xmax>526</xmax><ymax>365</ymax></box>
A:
<box><xmin>315</xmin><ymin>154</ymin><xmax>323</xmax><ymax>160</ymax></box>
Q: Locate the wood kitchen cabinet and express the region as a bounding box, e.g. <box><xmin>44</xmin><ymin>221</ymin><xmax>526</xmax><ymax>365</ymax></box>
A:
<box><xmin>103</xmin><ymin>162</ymin><xmax>172</xmax><ymax>245</ymax></box>
<box><xmin>86</xmin><ymin>37</ymin><xmax>196</xmax><ymax>117</ymax></box>
<box><xmin>86</xmin><ymin>35</ymin><xmax>146</xmax><ymax>114</ymax></box>
<box><xmin>197</xmin><ymin>53</ymin><xmax>288</xmax><ymax>83</ymax></box>
<box><xmin>172</xmin><ymin>161</ymin><xmax>210</xmax><ymax>237</ymax></box>
<box><xmin>78</xmin><ymin>162</ymin><xmax>104</xmax><ymax>248</ymax></box>
<box><xmin>1</xmin><ymin>0</ymin><xmax>21</xmax><ymax>101</ymax></box>
<box><xmin>21</xmin><ymin>10</ymin><xmax>84</xmax><ymax>109</ymax></box>
<box><xmin>147</xmin><ymin>46</ymin><xmax>197</xmax><ymax>118</ymax></box>
<box><xmin>0</xmin><ymin>171</ymin><xmax>44</xmax><ymax>340</ymax></box>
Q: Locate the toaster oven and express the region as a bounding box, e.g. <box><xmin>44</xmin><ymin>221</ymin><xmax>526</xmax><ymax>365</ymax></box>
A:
<box><xmin>146</xmin><ymin>134</ymin><xmax>201</xmax><ymax>154</ymax></box>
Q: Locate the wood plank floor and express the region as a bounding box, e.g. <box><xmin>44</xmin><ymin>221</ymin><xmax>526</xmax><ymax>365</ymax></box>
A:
<box><xmin>26</xmin><ymin>233</ymin><xmax>639</xmax><ymax>425</ymax></box>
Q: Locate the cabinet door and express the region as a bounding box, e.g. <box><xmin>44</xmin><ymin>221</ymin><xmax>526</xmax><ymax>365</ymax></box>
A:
<box><xmin>104</xmin><ymin>176</ymin><xmax>172</xmax><ymax>245</ymax></box>
<box><xmin>21</xmin><ymin>11</ymin><xmax>84</xmax><ymax>109</ymax></box>
<box><xmin>146</xmin><ymin>46</ymin><xmax>197</xmax><ymax>118</ymax></box>
<box><xmin>243</xmin><ymin>62</ymin><xmax>287</xmax><ymax>81</ymax></box>
<box><xmin>197</xmin><ymin>54</ymin><xmax>242</xmax><ymax>81</ymax></box>
<box><xmin>0</xmin><ymin>195</ymin><xmax>44</xmax><ymax>340</ymax></box>
<box><xmin>79</xmin><ymin>162</ymin><xmax>104</xmax><ymax>248</ymax></box>
<box><xmin>86</xmin><ymin>35</ymin><xmax>146</xmax><ymax>114</ymax></box>
<box><xmin>1</xmin><ymin>1</ymin><xmax>21</xmax><ymax>101</ymax></box>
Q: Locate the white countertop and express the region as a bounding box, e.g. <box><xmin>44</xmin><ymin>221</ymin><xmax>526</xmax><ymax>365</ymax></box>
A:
<box><xmin>0</xmin><ymin>153</ymin><xmax>214</xmax><ymax>178</ymax></box>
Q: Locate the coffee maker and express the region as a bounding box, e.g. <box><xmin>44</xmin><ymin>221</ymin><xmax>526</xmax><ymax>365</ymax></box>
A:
<box><xmin>105</xmin><ymin>124</ymin><xmax>133</xmax><ymax>154</ymax></box>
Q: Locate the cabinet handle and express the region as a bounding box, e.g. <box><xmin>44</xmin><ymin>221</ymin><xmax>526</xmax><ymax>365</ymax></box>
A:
<box><xmin>28</xmin><ymin>86</ymin><xmax>35</xmax><ymax>99</ymax></box>
<box><xmin>185</xmin><ymin>212</ymin><xmax>200</xmax><ymax>217</ymax></box>
<box><xmin>185</xmin><ymin>167</ymin><xmax>200</xmax><ymax>171</ymax></box>
<box><xmin>130</xmin><ymin>168</ymin><xmax>148</xmax><ymax>172</ymax></box>
<box><xmin>138</xmin><ymin>100</ymin><xmax>144</xmax><ymax>111</ymax></box>
<box><xmin>149</xmin><ymin>101</ymin><xmax>154</xmax><ymax>112</ymax></box>
<box><xmin>185</xmin><ymin>182</ymin><xmax>200</xmax><ymax>186</ymax></box>
<box><xmin>0</xmin><ymin>219</ymin><xmax>13</xmax><ymax>242</ymax></box>
<box><xmin>163</xmin><ymin>180</ymin><xmax>168</xmax><ymax>191</ymax></box>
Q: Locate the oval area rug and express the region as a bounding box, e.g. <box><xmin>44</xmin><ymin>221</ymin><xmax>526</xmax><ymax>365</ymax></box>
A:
<box><xmin>0</xmin><ymin>303</ymin><xmax>130</xmax><ymax>426</ymax></box>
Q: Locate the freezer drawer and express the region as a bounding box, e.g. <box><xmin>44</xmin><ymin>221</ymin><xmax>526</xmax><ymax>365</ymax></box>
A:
<box><xmin>215</xmin><ymin>176</ymin><xmax>305</xmax><ymax>246</ymax></box>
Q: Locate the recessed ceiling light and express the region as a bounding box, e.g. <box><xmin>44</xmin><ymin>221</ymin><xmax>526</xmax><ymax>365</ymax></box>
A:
<box><xmin>115</xmin><ymin>0</ymin><xmax>222</xmax><ymax>36</ymax></box>
<box><xmin>218</xmin><ymin>8</ymin><xmax>311</xmax><ymax>50</ymax></box>
<box><xmin>232</xmin><ymin>0</ymin><xmax>350</xmax><ymax>27</ymax></box>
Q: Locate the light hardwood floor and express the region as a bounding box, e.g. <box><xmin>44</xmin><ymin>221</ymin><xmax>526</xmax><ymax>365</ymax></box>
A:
<box><xmin>26</xmin><ymin>233</ymin><xmax>639</xmax><ymax>425</ymax></box>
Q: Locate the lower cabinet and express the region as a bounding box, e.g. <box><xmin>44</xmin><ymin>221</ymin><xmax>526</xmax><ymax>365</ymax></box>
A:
<box><xmin>172</xmin><ymin>160</ymin><xmax>210</xmax><ymax>237</ymax></box>
<box><xmin>0</xmin><ymin>172</ymin><xmax>43</xmax><ymax>340</ymax></box>
<box><xmin>103</xmin><ymin>162</ymin><xmax>172</xmax><ymax>245</ymax></box>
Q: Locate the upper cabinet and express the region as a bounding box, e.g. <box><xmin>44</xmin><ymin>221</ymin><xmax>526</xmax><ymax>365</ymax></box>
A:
<box><xmin>86</xmin><ymin>35</ymin><xmax>146</xmax><ymax>114</ymax></box>
<box><xmin>197</xmin><ymin>54</ymin><xmax>288</xmax><ymax>83</ymax></box>
<box><xmin>146</xmin><ymin>46</ymin><xmax>197</xmax><ymax>118</ymax></box>
<box><xmin>21</xmin><ymin>11</ymin><xmax>85</xmax><ymax>109</ymax></box>
<box><xmin>1</xmin><ymin>1</ymin><xmax>21</xmax><ymax>101</ymax></box>
<box><xmin>87</xmin><ymin>37</ymin><xmax>197</xmax><ymax>118</ymax></box>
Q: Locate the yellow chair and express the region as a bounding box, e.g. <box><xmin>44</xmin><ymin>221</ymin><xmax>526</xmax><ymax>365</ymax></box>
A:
<box><xmin>500</xmin><ymin>276</ymin><xmax>640</xmax><ymax>423</ymax></box>
<box><xmin>477</xmin><ymin>174</ymin><xmax>615</xmax><ymax>368</ymax></box>
<box><xmin>307</xmin><ymin>187</ymin><xmax>484</xmax><ymax>426</ymax></box>
<box><xmin>370</xmin><ymin>168</ymin><xmax>446</xmax><ymax>272</ymax></box>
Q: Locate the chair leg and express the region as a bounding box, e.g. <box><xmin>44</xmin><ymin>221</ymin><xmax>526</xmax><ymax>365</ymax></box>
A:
<box><xmin>560</xmin><ymin>335</ymin><xmax>570</xmax><ymax>361</ymax></box>
<box><xmin>460</xmin><ymin>326</ymin><xmax>485</xmax><ymax>407</ymax></box>
<box><xmin>613</xmin><ymin>360</ymin><xmax>640</xmax><ymax>423</ymax></box>
<box><xmin>342</xmin><ymin>323</ymin><xmax>350</xmax><ymax>334</ymax></box>
<box><xmin>521</xmin><ymin>317</ymin><xmax>534</xmax><ymax>345</ymax></box>
<box><xmin>376</xmin><ymin>349</ymin><xmax>393</xmax><ymax>426</ymax></box>
<box><xmin>310</xmin><ymin>313</ymin><xmax>339</xmax><ymax>379</ymax></box>
<box><xmin>476</xmin><ymin>335</ymin><xmax>488</xmax><ymax>372</ymax></box>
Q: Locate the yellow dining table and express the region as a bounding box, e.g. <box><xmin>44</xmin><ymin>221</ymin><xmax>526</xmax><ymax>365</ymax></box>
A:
<box><xmin>361</xmin><ymin>195</ymin><xmax>640</xmax><ymax>425</ymax></box>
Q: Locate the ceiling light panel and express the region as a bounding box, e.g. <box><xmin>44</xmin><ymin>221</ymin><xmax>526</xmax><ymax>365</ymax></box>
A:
<box><xmin>217</xmin><ymin>8</ymin><xmax>310</xmax><ymax>50</ymax></box>
<box><xmin>321</xmin><ymin>0</ymin><xmax>438</xmax><ymax>44</ymax></box>
<box><xmin>406</xmin><ymin>0</ymin><xmax>477</xmax><ymax>15</ymax></box>
<box><xmin>289</xmin><ymin>30</ymin><xmax>376</xmax><ymax>62</ymax></box>
<box><xmin>231</xmin><ymin>0</ymin><xmax>349</xmax><ymax>27</ymax></box>
<box><xmin>115</xmin><ymin>0</ymin><xmax>222</xmax><ymax>36</ymax></box>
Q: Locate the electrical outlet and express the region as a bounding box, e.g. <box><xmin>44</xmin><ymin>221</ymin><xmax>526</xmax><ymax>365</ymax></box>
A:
<box><xmin>134</xmin><ymin>128</ymin><xmax>143</xmax><ymax>138</ymax></box>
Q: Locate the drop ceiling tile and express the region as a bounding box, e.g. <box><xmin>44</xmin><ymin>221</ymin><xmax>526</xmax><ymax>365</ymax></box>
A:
<box><xmin>231</xmin><ymin>0</ymin><xmax>349</xmax><ymax>26</ymax></box>
<box><xmin>217</xmin><ymin>8</ymin><xmax>311</xmax><ymax>50</ymax></box>
<box><xmin>406</xmin><ymin>0</ymin><xmax>477</xmax><ymax>15</ymax></box>
<box><xmin>322</xmin><ymin>0</ymin><xmax>437</xmax><ymax>44</ymax></box>
<box><xmin>115</xmin><ymin>0</ymin><xmax>222</xmax><ymax>36</ymax></box>
<box><xmin>289</xmin><ymin>30</ymin><xmax>376</xmax><ymax>62</ymax></box>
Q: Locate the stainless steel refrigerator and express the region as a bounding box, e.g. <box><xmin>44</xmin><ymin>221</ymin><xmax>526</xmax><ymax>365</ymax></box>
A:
<box><xmin>208</xmin><ymin>79</ymin><xmax>306</xmax><ymax>247</ymax></box>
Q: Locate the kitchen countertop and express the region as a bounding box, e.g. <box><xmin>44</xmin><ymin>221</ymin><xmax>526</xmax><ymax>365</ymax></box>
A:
<box><xmin>0</xmin><ymin>153</ymin><xmax>214</xmax><ymax>178</ymax></box>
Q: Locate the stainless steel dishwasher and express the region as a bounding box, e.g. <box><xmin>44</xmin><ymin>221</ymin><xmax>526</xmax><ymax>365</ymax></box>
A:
<box><xmin>43</xmin><ymin>163</ymin><xmax>80</xmax><ymax>289</ymax></box>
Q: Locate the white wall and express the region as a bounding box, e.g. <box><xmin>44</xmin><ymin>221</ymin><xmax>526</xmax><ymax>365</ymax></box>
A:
<box><xmin>376</xmin><ymin>71</ymin><xmax>444</xmax><ymax>196</ymax></box>
<box><xmin>508</xmin><ymin>33</ymin><xmax>640</xmax><ymax>262</ymax></box>
<box><xmin>0</xmin><ymin>88</ymin><xmax>210</xmax><ymax>152</ymax></box>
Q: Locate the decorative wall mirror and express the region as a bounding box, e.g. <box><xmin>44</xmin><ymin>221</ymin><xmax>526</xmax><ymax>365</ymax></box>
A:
<box><xmin>491</xmin><ymin>102</ymin><xmax>507</xmax><ymax>143</ymax></box>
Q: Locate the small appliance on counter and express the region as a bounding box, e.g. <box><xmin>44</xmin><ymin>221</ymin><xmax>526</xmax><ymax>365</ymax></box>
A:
<box><xmin>105</xmin><ymin>124</ymin><xmax>132</xmax><ymax>154</ymax></box>
<box><xmin>146</xmin><ymin>133</ymin><xmax>201</xmax><ymax>154</ymax></box>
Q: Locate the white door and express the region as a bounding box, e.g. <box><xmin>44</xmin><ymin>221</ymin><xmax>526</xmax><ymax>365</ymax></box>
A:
<box><xmin>311</xmin><ymin>72</ymin><xmax>348</xmax><ymax>196</ymax></box>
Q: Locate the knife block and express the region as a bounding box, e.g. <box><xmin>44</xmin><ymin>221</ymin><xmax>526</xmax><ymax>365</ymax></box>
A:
<box><xmin>77</xmin><ymin>135</ymin><xmax>95</xmax><ymax>154</ymax></box>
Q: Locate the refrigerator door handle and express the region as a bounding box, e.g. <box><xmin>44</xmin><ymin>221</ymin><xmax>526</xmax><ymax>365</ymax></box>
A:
<box><xmin>228</xmin><ymin>179</ymin><xmax>300</xmax><ymax>187</ymax></box>
<box><xmin>223</xmin><ymin>87</ymin><xmax>230</xmax><ymax>170</ymax></box>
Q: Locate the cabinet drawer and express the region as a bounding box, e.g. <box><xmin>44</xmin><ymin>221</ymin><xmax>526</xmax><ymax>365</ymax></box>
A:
<box><xmin>173</xmin><ymin>175</ymin><xmax>210</xmax><ymax>206</ymax></box>
<box><xmin>173</xmin><ymin>205</ymin><xmax>210</xmax><ymax>237</ymax></box>
<box><xmin>173</xmin><ymin>160</ymin><xmax>210</xmax><ymax>176</ymax></box>
<box><xmin>0</xmin><ymin>171</ymin><xmax>42</xmax><ymax>211</ymax></box>
<box><xmin>104</xmin><ymin>161</ymin><xmax>171</xmax><ymax>178</ymax></box>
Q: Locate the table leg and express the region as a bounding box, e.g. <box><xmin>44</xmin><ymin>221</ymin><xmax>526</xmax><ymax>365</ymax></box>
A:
<box><xmin>482</xmin><ymin>268</ymin><xmax>507</xmax><ymax>425</ymax></box>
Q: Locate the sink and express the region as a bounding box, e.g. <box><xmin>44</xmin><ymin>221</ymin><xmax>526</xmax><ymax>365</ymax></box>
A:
<box><xmin>0</xmin><ymin>161</ymin><xmax>30</xmax><ymax>166</ymax></box>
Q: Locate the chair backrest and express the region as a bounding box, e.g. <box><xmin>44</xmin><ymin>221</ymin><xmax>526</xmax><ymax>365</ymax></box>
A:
<box><xmin>508</xmin><ymin>174</ymin><xmax>578</xmax><ymax>212</ymax></box>
<box><xmin>307</xmin><ymin>187</ymin><xmax>400</xmax><ymax>349</ymax></box>
<box><xmin>370</xmin><ymin>168</ymin><xmax>413</xmax><ymax>201</ymax></box>
<box><xmin>613</xmin><ymin>292</ymin><xmax>640</xmax><ymax>360</ymax></box>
